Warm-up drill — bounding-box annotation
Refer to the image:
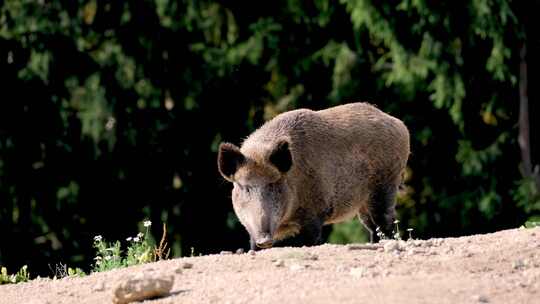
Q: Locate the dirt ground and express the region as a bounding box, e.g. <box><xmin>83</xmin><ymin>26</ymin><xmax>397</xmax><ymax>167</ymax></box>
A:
<box><xmin>1</xmin><ymin>227</ymin><xmax>539</xmax><ymax>304</ymax></box>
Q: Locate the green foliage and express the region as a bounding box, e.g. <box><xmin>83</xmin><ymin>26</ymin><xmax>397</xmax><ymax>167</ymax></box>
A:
<box><xmin>522</xmin><ymin>218</ymin><xmax>540</xmax><ymax>229</ymax></box>
<box><xmin>514</xmin><ymin>178</ymin><xmax>540</xmax><ymax>214</ymax></box>
<box><xmin>92</xmin><ymin>238</ymin><xmax>123</xmax><ymax>272</ymax></box>
<box><xmin>92</xmin><ymin>221</ymin><xmax>156</xmax><ymax>272</ymax></box>
<box><xmin>334</xmin><ymin>0</ymin><xmax>528</xmax><ymax>239</ymax></box>
<box><xmin>0</xmin><ymin>265</ymin><xmax>30</xmax><ymax>285</ymax></box>
<box><xmin>67</xmin><ymin>267</ymin><xmax>86</xmax><ymax>277</ymax></box>
<box><xmin>328</xmin><ymin>220</ymin><xmax>369</xmax><ymax>244</ymax></box>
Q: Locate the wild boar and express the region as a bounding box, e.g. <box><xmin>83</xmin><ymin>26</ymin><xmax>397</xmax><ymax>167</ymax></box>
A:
<box><xmin>217</xmin><ymin>102</ymin><xmax>410</xmax><ymax>250</ymax></box>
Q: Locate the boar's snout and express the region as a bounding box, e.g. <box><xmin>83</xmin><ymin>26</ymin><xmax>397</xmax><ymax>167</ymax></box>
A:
<box><xmin>255</xmin><ymin>234</ymin><xmax>273</xmax><ymax>249</ymax></box>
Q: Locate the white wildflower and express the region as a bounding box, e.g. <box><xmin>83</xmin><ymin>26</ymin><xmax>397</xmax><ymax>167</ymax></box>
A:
<box><xmin>126</xmin><ymin>237</ymin><xmax>133</xmax><ymax>242</ymax></box>
<box><xmin>137</xmin><ymin>232</ymin><xmax>144</xmax><ymax>238</ymax></box>
<box><xmin>94</xmin><ymin>256</ymin><xmax>102</xmax><ymax>260</ymax></box>
<box><xmin>94</xmin><ymin>235</ymin><xmax>102</xmax><ymax>242</ymax></box>
<box><xmin>143</xmin><ymin>220</ymin><xmax>152</xmax><ymax>227</ymax></box>
<box><xmin>133</xmin><ymin>237</ymin><xmax>140</xmax><ymax>242</ymax></box>
<box><xmin>104</xmin><ymin>256</ymin><xmax>112</xmax><ymax>261</ymax></box>
<box><xmin>105</xmin><ymin>117</ymin><xmax>116</xmax><ymax>130</ymax></box>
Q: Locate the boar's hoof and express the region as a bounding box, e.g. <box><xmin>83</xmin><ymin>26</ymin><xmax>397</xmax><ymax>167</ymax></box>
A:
<box><xmin>255</xmin><ymin>237</ymin><xmax>273</xmax><ymax>249</ymax></box>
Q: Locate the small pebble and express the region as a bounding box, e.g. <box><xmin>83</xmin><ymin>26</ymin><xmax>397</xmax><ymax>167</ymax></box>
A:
<box><xmin>406</xmin><ymin>248</ymin><xmax>423</xmax><ymax>255</ymax></box>
<box><xmin>347</xmin><ymin>244</ymin><xmax>382</xmax><ymax>250</ymax></box>
<box><xmin>513</xmin><ymin>260</ymin><xmax>525</xmax><ymax>270</ymax></box>
<box><xmin>273</xmin><ymin>259</ymin><xmax>285</xmax><ymax>267</ymax></box>
<box><xmin>289</xmin><ymin>264</ymin><xmax>306</xmax><ymax>271</ymax></box>
<box><xmin>248</xmin><ymin>250</ymin><xmax>256</xmax><ymax>256</ymax></box>
<box><xmin>181</xmin><ymin>262</ymin><xmax>193</xmax><ymax>269</ymax></box>
<box><xmin>220</xmin><ymin>251</ymin><xmax>233</xmax><ymax>255</ymax></box>
<box><xmin>473</xmin><ymin>295</ymin><xmax>489</xmax><ymax>303</ymax></box>
<box><xmin>27</xmin><ymin>301</ymin><xmax>50</xmax><ymax>304</ymax></box>
<box><xmin>462</xmin><ymin>251</ymin><xmax>473</xmax><ymax>258</ymax></box>
<box><xmin>236</xmin><ymin>248</ymin><xmax>245</xmax><ymax>254</ymax></box>
<box><xmin>305</xmin><ymin>253</ymin><xmax>318</xmax><ymax>261</ymax></box>
<box><xmin>336</xmin><ymin>265</ymin><xmax>347</xmax><ymax>272</ymax></box>
<box><xmin>92</xmin><ymin>281</ymin><xmax>106</xmax><ymax>292</ymax></box>
<box><xmin>517</xmin><ymin>281</ymin><xmax>527</xmax><ymax>288</ymax></box>
<box><xmin>349</xmin><ymin>267</ymin><xmax>366</xmax><ymax>278</ymax></box>
<box><xmin>384</xmin><ymin>240</ymin><xmax>400</xmax><ymax>253</ymax></box>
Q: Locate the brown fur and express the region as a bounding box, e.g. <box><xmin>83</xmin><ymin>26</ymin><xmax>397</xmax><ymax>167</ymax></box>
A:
<box><xmin>218</xmin><ymin>102</ymin><xmax>410</xmax><ymax>249</ymax></box>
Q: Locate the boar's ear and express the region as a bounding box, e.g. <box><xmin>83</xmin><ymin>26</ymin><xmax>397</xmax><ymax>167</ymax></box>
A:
<box><xmin>218</xmin><ymin>143</ymin><xmax>245</xmax><ymax>181</ymax></box>
<box><xmin>269</xmin><ymin>140</ymin><xmax>292</xmax><ymax>173</ymax></box>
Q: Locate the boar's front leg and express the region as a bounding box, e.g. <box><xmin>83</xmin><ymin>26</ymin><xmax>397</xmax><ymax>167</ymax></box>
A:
<box><xmin>273</xmin><ymin>218</ymin><xmax>323</xmax><ymax>248</ymax></box>
<box><xmin>249</xmin><ymin>237</ymin><xmax>259</xmax><ymax>251</ymax></box>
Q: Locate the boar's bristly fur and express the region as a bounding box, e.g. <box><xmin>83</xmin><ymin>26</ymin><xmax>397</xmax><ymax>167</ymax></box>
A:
<box><xmin>217</xmin><ymin>102</ymin><xmax>410</xmax><ymax>250</ymax></box>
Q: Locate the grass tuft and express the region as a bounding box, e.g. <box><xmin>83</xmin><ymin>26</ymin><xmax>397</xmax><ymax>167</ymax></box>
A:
<box><xmin>0</xmin><ymin>265</ymin><xmax>30</xmax><ymax>285</ymax></box>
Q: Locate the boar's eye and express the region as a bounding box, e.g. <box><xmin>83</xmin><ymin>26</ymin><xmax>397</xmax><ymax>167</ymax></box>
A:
<box><xmin>238</xmin><ymin>183</ymin><xmax>253</xmax><ymax>194</ymax></box>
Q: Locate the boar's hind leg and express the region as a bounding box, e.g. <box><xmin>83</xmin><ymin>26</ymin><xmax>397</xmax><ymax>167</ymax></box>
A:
<box><xmin>364</xmin><ymin>182</ymin><xmax>398</xmax><ymax>242</ymax></box>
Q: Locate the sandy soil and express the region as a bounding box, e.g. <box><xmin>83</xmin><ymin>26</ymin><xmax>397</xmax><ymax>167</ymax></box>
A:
<box><xmin>1</xmin><ymin>227</ymin><xmax>539</xmax><ymax>304</ymax></box>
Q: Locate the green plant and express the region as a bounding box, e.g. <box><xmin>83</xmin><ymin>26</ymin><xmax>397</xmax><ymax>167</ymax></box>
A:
<box><xmin>124</xmin><ymin>232</ymin><xmax>153</xmax><ymax>267</ymax></box>
<box><xmin>521</xmin><ymin>217</ymin><xmax>540</xmax><ymax>229</ymax></box>
<box><xmin>92</xmin><ymin>220</ymin><xmax>164</xmax><ymax>272</ymax></box>
<box><xmin>67</xmin><ymin>267</ymin><xmax>86</xmax><ymax>277</ymax></box>
<box><xmin>92</xmin><ymin>237</ymin><xmax>123</xmax><ymax>272</ymax></box>
<box><xmin>0</xmin><ymin>265</ymin><xmax>30</xmax><ymax>285</ymax></box>
<box><xmin>514</xmin><ymin>177</ymin><xmax>540</xmax><ymax>214</ymax></box>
